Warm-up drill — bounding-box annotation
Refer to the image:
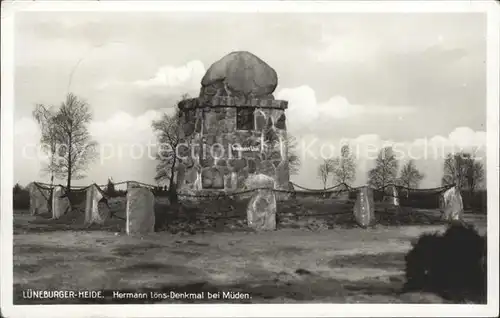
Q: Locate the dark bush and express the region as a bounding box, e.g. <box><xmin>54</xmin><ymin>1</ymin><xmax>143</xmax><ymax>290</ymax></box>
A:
<box><xmin>106</xmin><ymin>178</ymin><xmax>117</xmax><ymax>197</ymax></box>
<box><xmin>399</xmin><ymin>191</ymin><xmax>442</xmax><ymax>209</ymax></box>
<box><xmin>404</xmin><ymin>222</ymin><xmax>487</xmax><ymax>303</ymax></box>
<box><xmin>13</xmin><ymin>186</ymin><xmax>30</xmax><ymax>210</ymax></box>
<box><xmin>115</xmin><ymin>189</ymin><xmax>127</xmax><ymax>197</ymax></box>
<box><xmin>68</xmin><ymin>189</ymin><xmax>87</xmax><ymax>206</ymax></box>
<box><xmin>461</xmin><ymin>190</ymin><xmax>487</xmax><ymax>213</ymax></box>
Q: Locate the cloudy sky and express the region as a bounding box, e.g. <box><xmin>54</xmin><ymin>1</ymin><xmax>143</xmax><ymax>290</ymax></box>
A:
<box><xmin>14</xmin><ymin>11</ymin><xmax>487</xmax><ymax>189</ymax></box>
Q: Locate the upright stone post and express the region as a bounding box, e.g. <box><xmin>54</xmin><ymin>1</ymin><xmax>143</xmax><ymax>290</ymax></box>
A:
<box><xmin>391</xmin><ymin>185</ymin><xmax>400</xmax><ymax>206</ymax></box>
<box><xmin>353</xmin><ymin>186</ymin><xmax>376</xmax><ymax>228</ymax></box>
<box><xmin>84</xmin><ymin>184</ymin><xmax>107</xmax><ymax>226</ymax></box>
<box><xmin>246</xmin><ymin>174</ymin><xmax>277</xmax><ymax>231</ymax></box>
<box><xmin>126</xmin><ymin>182</ymin><xmax>155</xmax><ymax>235</ymax></box>
<box><xmin>27</xmin><ymin>182</ymin><xmax>50</xmax><ymax>216</ymax></box>
<box><xmin>441</xmin><ymin>186</ymin><xmax>464</xmax><ymax>222</ymax></box>
<box><xmin>51</xmin><ymin>185</ymin><xmax>71</xmax><ymax>219</ymax></box>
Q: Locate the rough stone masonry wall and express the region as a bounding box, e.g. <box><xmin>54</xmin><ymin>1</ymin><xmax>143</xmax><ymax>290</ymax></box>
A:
<box><xmin>176</xmin><ymin>97</ymin><xmax>290</xmax><ymax>193</ymax></box>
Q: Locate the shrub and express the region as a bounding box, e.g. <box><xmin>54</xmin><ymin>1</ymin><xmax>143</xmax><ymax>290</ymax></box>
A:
<box><xmin>462</xmin><ymin>190</ymin><xmax>487</xmax><ymax>213</ymax></box>
<box><xmin>404</xmin><ymin>222</ymin><xmax>487</xmax><ymax>303</ymax></box>
<box><xmin>13</xmin><ymin>185</ymin><xmax>30</xmax><ymax>210</ymax></box>
<box><xmin>106</xmin><ymin>178</ymin><xmax>117</xmax><ymax>197</ymax></box>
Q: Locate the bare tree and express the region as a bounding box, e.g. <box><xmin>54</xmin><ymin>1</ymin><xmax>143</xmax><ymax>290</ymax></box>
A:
<box><xmin>331</xmin><ymin>144</ymin><xmax>356</xmax><ymax>186</ymax></box>
<box><xmin>50</xmin><ymin>93</ymin><xmax>98</xmax><ymax>195</ymax></box>
<box><xmin>283</xmin><ymin>134</ymin><xmax>301</xmax><ymax>176</ymax></box>
<box><xmin>152</xmin><ymin>107</ymin><xmax>182</xmax><ymax>204</ymax></box>
<box><xmin>263</xmin><ymin>122</ymin><xmax>300</xmax><ymax>176</ymax></box>
<box><xmin>466</xmin><ymin>160</ymin><xmax>485</xmax><ymax>194</ymax></box>
<box><xmin>32</xmin><ymin>104</ymin><xmax>59</xmax><ymax>186</ymax></box>
<box><xmin>368</xmin><ymin>146</ymin><xmax>399</xmax><ymax>189</ymax></box>
<box><xmin>317</xmin><ymin>159</ymin><xmax>334</xmax><ymax>190</ymax></box>
<box><xmin>442</xmin><ymin>151</ymin><xmax>485</xmax><ymax>193</ymax></box>
<box><xmin>398</xmin><ymin>160</ymin><xmax>424</xmax><ymax>189</ymax></box>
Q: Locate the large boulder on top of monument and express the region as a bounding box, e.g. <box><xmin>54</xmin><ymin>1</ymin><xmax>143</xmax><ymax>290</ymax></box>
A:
<box><xmin>200</xmin><ymin>51</ymin><xmax>278</xmax><ymax>100</ymax></box>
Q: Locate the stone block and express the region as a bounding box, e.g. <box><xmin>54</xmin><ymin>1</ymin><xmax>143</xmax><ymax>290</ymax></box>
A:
<box><xmin>203</xmin><ymin>112</ymin><xmax>218</xmax><ymax>132</ymax></box>
<box><xmin>185</xmin><ymin>168</ymin><xmax>198</xmax><ymax>185</ymax></box>
<box><xmin>216</xmin><ymin>110</ymin><xmax>226</xmax><ymax>121</ymax></box>
<box><xmin>84</xmin><ymin>184</ymin><xmax>107</xmax><ymax>226</ymax></box>
<box><xmin>247</xmin><ymin>189</ymin><xmax>277</xmax><ymax>231</ymax></box>
<box><xmin>200</xmin><ymin>154</ymin><xmax>215</xmax><ymax>168</ymax></box>
<box><xmin>27</xmin><ymin>182</ymin><xmax>50</xmax><ymax>216</ymax></box>
<box><xmin>223</xmin><ymin>119</ymin><xmax>236</xmax><ymax>133</ymax></box>
<box><xmin>206</xmin><ymin>134</ymin><xmax>217</xmax><ymax>144</ymax></box>
<box><xmin>216</xmin><ymin>159</ymin><xmax>227</xmax><ymax>167</ymax></box>
<box><xmin>441</xmin><ymin>186</ymin><xmax>464</xmax><ymax>221</ymax></box>
<box><xmin>245</xmin><ymin>174</ymin><xmax>277</xmax><ymax>231</ymax></box>
<box><xmin>126</xmin><ymin>186</ymin><xmax>155</xmax><ymax>235</ymax></box>
<box><xmin>229</xmin><ymin>158</ymin><xmax>247</xmax><ymax>171</ymax></box>
<box><xmin>353</xmin><ymin>186</ymin><xmax>376</xmax><ymax>228</ymax></box>
<box><xmin>52</xmin><ymin>186</ymin><xmax>71</xmax><ymax>219</ymax></box>
<box><xmin>183</xmin><ymin>121</ymin><xmax>195</xmax><ymax>137</ymax></box>
<box><xmin>201</xmin><ymin>167</ymin><xmax>224</xmax><ymax>189</ymax></box>
<box><xmin>248</xmin><ymin>159</ymin><xmax>257</xmax><ymax>173</ymax></box>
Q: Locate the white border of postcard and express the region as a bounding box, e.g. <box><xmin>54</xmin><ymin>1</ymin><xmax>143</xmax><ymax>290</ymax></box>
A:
<box><xmin>1</xmin><ymin>1</ymin><xmax>499</xmax><ymax>317</ymax></box>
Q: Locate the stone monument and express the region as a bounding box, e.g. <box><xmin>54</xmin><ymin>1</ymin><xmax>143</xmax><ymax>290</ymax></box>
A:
<box><xmin>176</xmin><ymin>51</ymin><xmax>289</xmax><ymax>193</ymax></box>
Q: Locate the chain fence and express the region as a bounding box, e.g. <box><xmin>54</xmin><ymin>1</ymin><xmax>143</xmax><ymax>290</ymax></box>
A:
<box><xmin>24</xmin><ymin>180</ymin><xmax>461</xmax><ymax>234</ymax></box>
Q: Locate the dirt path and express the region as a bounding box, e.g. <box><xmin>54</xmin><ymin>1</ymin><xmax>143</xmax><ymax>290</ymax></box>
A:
<box><xmin>13</xmin><ymin>212</ymin><xmax>486</xmax><ymax>304</ymax></box>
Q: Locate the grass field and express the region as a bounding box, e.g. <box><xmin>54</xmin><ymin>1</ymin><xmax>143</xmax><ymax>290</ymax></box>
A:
<box><xmin>12</xmin><ymin>207</ymin><xmax>486</xmax><ymax>304</ymax></box>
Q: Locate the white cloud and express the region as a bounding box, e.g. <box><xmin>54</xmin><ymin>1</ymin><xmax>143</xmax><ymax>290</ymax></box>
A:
<box><xmin>133</xmin><ymin>60</ymin><xmax>205</xmax><ymax>89</ymax></box>
<box><xmin>310</xmin><ymin>32</ymin><xmax>380</xmax><ymax>63</ymax></box>
<box><xmin>276</xmin><ymin>85</ymin><xmax>415</xmax><ymax>131</ymax></box>
<box><xmin>99</xmin><ymin>60</ymin><xmax>205</xmax><ymax>95</ymax></box>
<box><xmin>89</xmin><ymin>109</ymin><xmax>164</xmax><ymax>138</ymax></box>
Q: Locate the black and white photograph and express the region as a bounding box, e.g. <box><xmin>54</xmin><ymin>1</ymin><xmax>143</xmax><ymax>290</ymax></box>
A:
<box><xmin>1</xmin><ymin>1</ymin><xmax>499</xmax><ymax>317</ymax></box>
